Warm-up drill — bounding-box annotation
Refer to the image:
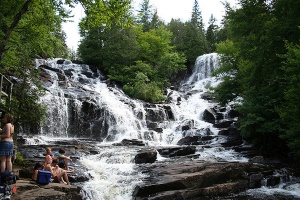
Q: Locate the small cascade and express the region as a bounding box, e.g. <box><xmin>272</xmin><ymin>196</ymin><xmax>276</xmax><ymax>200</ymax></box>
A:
<box><xmin>186</xmin><ymin>53</ymin><xmax>220</xmax><ymax>84</ymax></box>
<box><xmin>80</xmin><ymin>145</ymin><xmax>145</xmax><ymax>200</ymax></box>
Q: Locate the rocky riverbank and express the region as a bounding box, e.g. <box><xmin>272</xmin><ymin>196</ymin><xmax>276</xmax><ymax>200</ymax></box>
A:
<box><xmin>11</xmin><ymin>136</ymin><xmax>300</xmax><ymax>200</ymax></box>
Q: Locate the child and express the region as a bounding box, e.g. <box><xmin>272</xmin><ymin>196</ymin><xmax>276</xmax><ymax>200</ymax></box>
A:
<box><xmin>32</xmin><ymin>162</ymin><xmax>43</xmax><ymax>181</ymax></box>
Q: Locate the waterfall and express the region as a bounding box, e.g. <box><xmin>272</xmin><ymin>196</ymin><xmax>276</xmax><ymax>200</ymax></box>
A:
<box><xmin>25</xmin><ymin>54</ymin><xmax>299</xmax><ymax>199</ymax></box>
<box><xmin>34</xmin><ymin>55</ymin><xmax>222</xmax><ymax>144</ymax></box>
<box><xmin>186</xmin><ymin>53</ymin><xmax>220</xmax><ymax>84</ymax></box>
<box><xmin>35</xmin><ymin>58</ymin><xmax>151</xmax><ymax>141</ymax></box>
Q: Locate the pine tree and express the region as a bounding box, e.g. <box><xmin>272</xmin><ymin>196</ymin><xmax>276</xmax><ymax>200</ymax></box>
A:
<box><xmin>191</xmin><ymin>0</ymin><xmax>203</xmax><ymax>30</ymax></box>
<box><xmin>206</xmin><ymin>14</ymin><xmax>218</xmax><ymax>52</ymax></box>
<box><xmin>137</xmin><ymin>0</ymin><xmax>153</xmax><ymax>32</ymax></box>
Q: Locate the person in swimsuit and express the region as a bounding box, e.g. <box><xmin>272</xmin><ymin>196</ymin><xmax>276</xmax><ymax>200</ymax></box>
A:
<box><xmin>32</xmin><ymin>162</ymin><xmax>43</xmax><ymax>182</ymax></box>
<box><xmin>44</xmin><ymin>147</ymin><xmax>53</xmax><ymax>170</ymax></box>
<box><xmin>0</xmin><ymin>113</ymin><xmax>14</xmax><ymax>172</ymax></box>
<box><xmin>45</xmin><ymin>159</ymin><xmax>74</xmax><ymax>185</ymax></box>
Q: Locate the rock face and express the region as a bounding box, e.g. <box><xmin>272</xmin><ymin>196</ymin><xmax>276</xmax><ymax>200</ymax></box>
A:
<box><xmin>133</xmin><ymin>161</ymin><xmax>252</xmax><ymax>199</ymax></box>
<box><xmin>11</xmin><ymin>179</ymin><xmax>82</xmax><ymax>200</ymax></box>
<box><xmin>132</xmin><ymin>160</ymin><xmax>287</xmax><ymax>200</ymax></box>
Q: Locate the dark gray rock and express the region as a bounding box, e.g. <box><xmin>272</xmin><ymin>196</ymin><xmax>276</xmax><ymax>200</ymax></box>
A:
<box><xmin>157</xmin><ymin>146</ymin><xmax>196</xmax><ymax>157</ymax></box>
<box><xmin>135</xmin><ymin>149</ymin><xmax>157</xmax><ymax>164</ymax></box>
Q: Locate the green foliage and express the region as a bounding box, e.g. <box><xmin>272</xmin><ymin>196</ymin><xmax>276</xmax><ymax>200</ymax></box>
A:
<box><xmin>206</xmin><ymin>14</ymin><xmax>218</xmax><ymax>52</ymax></box>
<box><xmin>212</xmin><ymin>0</ymin><xmax>300</xmax><ymax>157</ymax></box>
<box><xmin>78</xmin><ymin>25</ymin><xmax>141</xmax><ymax>73</ymax></box>
<box><xmin>14</xmin><ymin>152</ymin><xmax>27</xmax><ymax>166</ymax></box>
<box><xmin>123</xmin><ymin>72</ymin><xmax>166</xmax><ymax>103</ymax></box>
<box><xmin>1</xmin><ymin>0</ymin><xmax>133</xmax><ymax>132</ymax></box>
<box><xmin>167</xmin><ymin>20</ymin><xmax>208</xmax><ymax>69</ymax></box>
<box><xmin>191</xmin><ymin>0</ymin><xmax>203</xmax><ymax>30</ymax></box>
<box><xmin>279</xmin><ymin>43</ymin><xmax>300</xmax><ymax>156</ymax></box>
<box><xmin>78</xmin><ymin>0</ymin><xmax>133</xmax><ymax>30</ymax></box>
<box><xmin>80</xmin><ymin>23</ymin><xmax>186</xmax><ymax>102</ymax></box>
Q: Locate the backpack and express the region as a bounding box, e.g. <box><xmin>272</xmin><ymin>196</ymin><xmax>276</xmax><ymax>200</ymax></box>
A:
<box><xmin>0</xmin><ymin>170</ymin><xmax>16</xmax><ymax>186</ymax></box>
<box><xmin>0</xmin><ymin>184</ymin><xmax>12</xmax><ymax>199</ymax></box>
<box><xmin>37</xmin><ymin>170</ymin><xmax>51</xmax><ymax>185</ymax></box>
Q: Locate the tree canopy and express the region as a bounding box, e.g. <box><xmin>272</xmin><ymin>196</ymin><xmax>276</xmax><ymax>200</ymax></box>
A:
<box><xmin>212</xmin><ymin>0</ymin><xmax>300</xmax><ymax>158</ymax></box>
<box><xmin>0</xmin><ymin>0</ymin><xmax>133</xmax><ymax>128</ymax></box>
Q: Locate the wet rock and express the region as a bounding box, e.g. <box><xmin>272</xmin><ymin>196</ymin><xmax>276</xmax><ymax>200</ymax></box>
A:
<box><xmin>163</xmin><ymin>105</ymin><xmax>175</xmax><ymax>120</ymax></box>
<box><xmin>266</xmin><ymin>176</ymin><xmax>281</xmax><ymax>187</ymax></box>
<box><xmin>118</xmin><ymin>139</ymin><xmax>145</xmax><ymax>146</ymax></box>
<box><xmin>202</xmin><ymin>108</ymin><xmax>216</xmax><ymax>123</ymax></box>
<box><xmin>133</xmin><ymin>161</ymin><xmax>253</xmax><ymax>199</ymax></box>
<box><xmin>218</xmin><ymin>127</ymin><xmax>240</xmax><ymax>136</ymax></box>
<box><xmin>200</xmin><ymin>92</ymin><xmax>212</xmax><ymax>100</ymax></box>
<box><xmin>157</xmin><ymin>146</ymin><xmax>196</xmax><ymax>157</ymax></box>
<box><xmin>57</xmin><ymin>59</ymin><xmax>65</xmax><ymax>64</ymax></box>
<box><xmin>177</xmin><ymin>136</ymin><xmax>215</xmax><ymax>145</ymax></box>
<box><xmin>178</xmin><ymin>119</ymin><xmax>194</xmax><ymax>131</ymax></box>
<box><xmin>227</xmin><ymin>109</ymin><xmax>240</xmax><ymax>118</ymax></box>
<box><xmin>135</xmin><ymin>149</ymin><xmax>157</xmax><ymax>164</ymax></box>
<box><xmin>249</xmin><ymin>156</ymin><xmax>264</xmax><ymax>164</ymax></box>
<box><xmin>249</xmin><ymin>173</ymin><xmax>263</xmax><ymax>188</ymax></box>
<box><xmin>213</xmin><ymin>120</ymin><xmax>235</xmax><ymax>128</ymax></box>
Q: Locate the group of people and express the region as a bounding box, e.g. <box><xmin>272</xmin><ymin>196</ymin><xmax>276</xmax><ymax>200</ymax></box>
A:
<box><xmin>32</xmin><ymin>147</ymin><xmax>74</xmax><ymax>185</ymax></box>
<box><xmin>0</xmin><ymin>113</ymin><xmax>14</xmax><ymax>173</ymax></box>
<box><xmin>0</xmin><ymin>113</ymin><xmax>75</xmax><ymax>185</ymax></box>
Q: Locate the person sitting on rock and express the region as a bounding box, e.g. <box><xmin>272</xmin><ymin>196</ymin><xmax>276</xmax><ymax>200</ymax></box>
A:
<box><xmin>53</xmin><ymin>148</ymin><xmax>72</xmax><ymax>170</ymax></box>
<box><xmin>32</xmin><ymin>162</ymin><xmax>43</xmax><ymax>182</ymax></box>
<box><xmin>44</xmin><ymin>159</ymin><xmax>74</xmax><ymax>185</ymax></box>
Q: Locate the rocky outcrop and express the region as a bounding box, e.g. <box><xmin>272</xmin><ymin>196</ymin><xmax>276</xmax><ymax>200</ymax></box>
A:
<box><xmin>132</xmin><ymin>160</ymin><xmax>287</xmax><ymax>200</ymax></box>
<box><xmin>11</xmin><ymin>179</ymin><xmax>82</xmax><ymax>200</ymax></box>
<box><xmin>133</xmin><ymin>161</ymin><xmax>251</xmax><ymax>199</ymax></box>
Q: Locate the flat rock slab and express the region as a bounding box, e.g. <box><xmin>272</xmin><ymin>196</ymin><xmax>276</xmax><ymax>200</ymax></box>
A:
<box><xmin>11</xmin><ymin>179</ymin><xmax>82</xmax><ymax>200</ymax></box>
<box><xmin>133</xmin><ymin>160</ymin><xmax>253</xmax><ymax>199</ymax></box>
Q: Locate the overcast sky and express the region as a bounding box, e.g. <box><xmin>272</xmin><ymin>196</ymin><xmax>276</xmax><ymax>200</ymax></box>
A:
<box><xmin>63</xmin><ymin>0</ymin><xmax>238</xmax><ymax>50</ymax></box>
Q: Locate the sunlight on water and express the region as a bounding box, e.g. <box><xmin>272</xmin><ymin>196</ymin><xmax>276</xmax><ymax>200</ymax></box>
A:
<box><xmin>80</xmin><ymin>146</ymin><xmax>146</xmax><ymax>200</ymax></box>
<box><xmin>92</xmin><ymin>82</ymin><xmax>147</xmax><ymax>142</ymax></box>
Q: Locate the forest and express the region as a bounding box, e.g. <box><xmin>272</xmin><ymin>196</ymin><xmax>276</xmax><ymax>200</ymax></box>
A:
<box><xmin>0</xmin><ymin>0</ymin><xmax>300</xmax><ymax>159</ymax></box>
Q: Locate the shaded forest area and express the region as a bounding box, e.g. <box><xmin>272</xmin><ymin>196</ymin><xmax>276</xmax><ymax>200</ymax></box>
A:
<box><xmin>1</xmin><ymin>0</ymin><xmax>300</xmax><ymax>160</ymax></box>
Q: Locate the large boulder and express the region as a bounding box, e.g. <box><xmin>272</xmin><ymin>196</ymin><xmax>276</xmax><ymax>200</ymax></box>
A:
<box><xmin>177</xmin><ymin>135</ymin><xmax>215</xmax><ymax>145</ymax></box>
<box><xmin>135</xmin><ymin>149</ymin><xmax>157</xmax><ymax>164</ymax></box>
<box><xmin>133</xmin><ymin>161</ymin><xmax>252</xmax><ymax>199</ymax></box>
<box><xmin>157</xmin><ymin>146</ymin><xmax>196</xmax><ymax>157</ymax></box>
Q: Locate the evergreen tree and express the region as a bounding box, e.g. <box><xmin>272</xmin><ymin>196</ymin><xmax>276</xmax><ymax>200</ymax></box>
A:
<box><xmin>137</xmin><ymin>0</ymin><xmax>153</xmax><ymax>32</ymax></box>
<box><xmin>149</xmin><ymin>9</ymin><xmax>163</xmax><ymax>30</ymax></box>
<box><xmin>191</xmin><ymin>0</ymin><xmax>203</xmax><ymax>30</ymax></box>
<box><xmin>206</xmin><ymin>14</ymin><xmax>218</xmax><ymax>52</ymax></box>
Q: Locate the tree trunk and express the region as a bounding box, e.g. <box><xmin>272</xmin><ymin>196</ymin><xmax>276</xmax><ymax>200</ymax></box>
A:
<box><xmin>0</xmin><ymin>0</ymin><xmax>33</xmax><ymax>60</ymax></box>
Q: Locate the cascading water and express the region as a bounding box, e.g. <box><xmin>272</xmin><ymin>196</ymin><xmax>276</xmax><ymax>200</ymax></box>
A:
<box><xmin>23</xmin><ymin>54</ymin><xmax>299</xmax><ymax>199</ymax></box>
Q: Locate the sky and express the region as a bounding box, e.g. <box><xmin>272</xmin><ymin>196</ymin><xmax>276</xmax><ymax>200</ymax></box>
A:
<box><xmin>63</xmin><ymin>0</ymin><xmax>238</xmax><ymax>50</ymax></box>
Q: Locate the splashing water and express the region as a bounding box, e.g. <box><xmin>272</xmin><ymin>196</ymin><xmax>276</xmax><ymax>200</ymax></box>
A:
<box><xmin>30</xmin><ymin>54</ymin><xmax>300</xmax><ymax>199</ymax></box>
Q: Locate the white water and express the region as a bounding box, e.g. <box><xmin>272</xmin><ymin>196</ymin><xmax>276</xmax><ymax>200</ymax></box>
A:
<box><xmin>29</xmin><ymin>54</ymin><xmax>300</xmax><ymax>199</ymax></box>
